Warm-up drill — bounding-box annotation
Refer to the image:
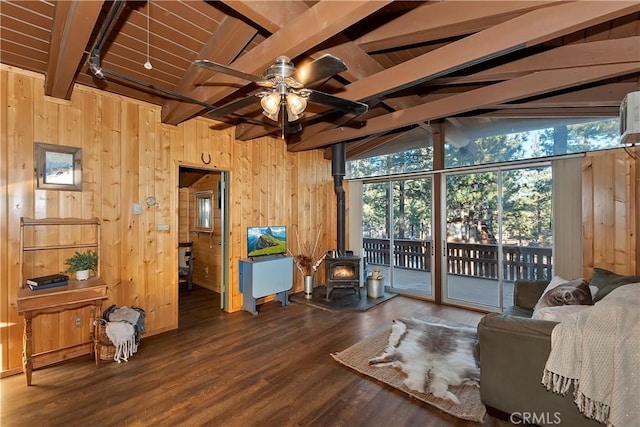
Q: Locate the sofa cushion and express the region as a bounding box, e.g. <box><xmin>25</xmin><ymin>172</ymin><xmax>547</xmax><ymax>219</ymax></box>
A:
<box><xmin>590</xmin><ymin>267</ymin><xmax>640</xmax><ymax>302</ymax></box>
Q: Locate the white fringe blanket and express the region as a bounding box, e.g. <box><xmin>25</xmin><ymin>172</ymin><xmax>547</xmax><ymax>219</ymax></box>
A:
<box><xmin>542</xmin><ymin>283</ymin><xmax>640</xmax><ymax>426</ymax></box>
<box><xmin>105</xmin><ymin>321</ymin><xmax>138</xmax><ymax>363</ymax></box>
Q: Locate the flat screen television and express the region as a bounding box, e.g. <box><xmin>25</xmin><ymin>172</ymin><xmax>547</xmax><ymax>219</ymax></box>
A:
<box><xmin>247</xmin><ymin>226</ymin><xmax>287</xmax><ymax>258</ymax></box>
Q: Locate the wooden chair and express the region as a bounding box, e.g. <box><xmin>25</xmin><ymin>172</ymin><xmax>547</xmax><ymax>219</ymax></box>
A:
<box><xmin>178</xmin><ymin>242</ymin><xmax>194</xmax><ymax>292</ymax></box>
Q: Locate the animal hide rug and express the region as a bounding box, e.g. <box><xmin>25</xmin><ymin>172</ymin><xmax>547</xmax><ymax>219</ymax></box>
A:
<box><xmin>368</xmin><ymin>317</ymin><xmax>479</xmax><ymax>404</ymax></box>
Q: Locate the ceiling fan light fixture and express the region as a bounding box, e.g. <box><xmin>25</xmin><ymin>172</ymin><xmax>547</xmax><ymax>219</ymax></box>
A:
<box><xmin>285</xmin><ymin>93</ymin><xmax>307</xmax><ymax>120</ymax></box>
<box><xmin>260</xmin><ymin>92</ymin><xmax>281</xmax><ymax>120</ymax></box>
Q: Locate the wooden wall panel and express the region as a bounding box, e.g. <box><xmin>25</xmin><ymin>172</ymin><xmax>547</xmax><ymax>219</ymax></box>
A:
<box><xmin>1</xmin><ymin>65</ymin><xmax>337</xmax><ymax>373</ymax></box>
<box><xmin>0</xmin><ymin>68</ymin><xmax>8</xmax><ymax>372</ymax></box>
<box><xmin>582</xmin><ymin>147</ymin><xmax>639</xmax><ymax>278</ymax></box>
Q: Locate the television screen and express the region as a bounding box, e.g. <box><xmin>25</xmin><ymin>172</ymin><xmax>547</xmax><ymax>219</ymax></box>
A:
<box><xmin>247</xmin><ymin>226</ymin><xmax>287</xmax><ymax>257</ymax></box>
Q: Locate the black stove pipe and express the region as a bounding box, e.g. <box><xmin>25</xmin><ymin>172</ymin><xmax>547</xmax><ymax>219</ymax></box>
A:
<box><xmin>332</xmin><ymin>142</ymin><xmax>346</xmax><ymax>256</ymax></box>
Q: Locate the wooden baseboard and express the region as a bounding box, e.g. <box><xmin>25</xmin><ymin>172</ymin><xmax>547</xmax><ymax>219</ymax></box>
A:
<box><xmin>0</xmin><ymin>367</ymin><xmax>23</xmax><ymax>378</ymax></box>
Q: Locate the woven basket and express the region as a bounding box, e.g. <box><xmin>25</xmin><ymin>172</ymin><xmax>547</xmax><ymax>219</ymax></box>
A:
<box><xmin>98</xmin><ymin>322</ymin><xmax>116</xmax><ymax>362</ymax></box>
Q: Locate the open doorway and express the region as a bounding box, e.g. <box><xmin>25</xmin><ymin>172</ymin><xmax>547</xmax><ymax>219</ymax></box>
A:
<box><xmin>178</xmin><ymin>165</ymin><xmax>229</xmax><ymax>314</ymax></box>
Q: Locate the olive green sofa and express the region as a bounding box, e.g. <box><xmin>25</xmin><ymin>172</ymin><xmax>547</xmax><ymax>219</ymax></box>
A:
<box><xmin>478</xmin><ymin>269</ymin><xmax>639</xmax><ymax>426</ymax></box>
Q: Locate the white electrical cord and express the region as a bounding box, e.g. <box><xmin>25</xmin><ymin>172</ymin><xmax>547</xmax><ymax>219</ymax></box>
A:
<box><xmin>144</xmin><ymin>1</ymin><xmax>152</xmax><ymax>70</ymax></box>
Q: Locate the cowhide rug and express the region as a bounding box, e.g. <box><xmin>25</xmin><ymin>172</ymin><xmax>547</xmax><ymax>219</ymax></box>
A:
<box><xmin>368</xmin><ymin>316</ymin><xmax>479</xmax><ymax>404</ymax></box>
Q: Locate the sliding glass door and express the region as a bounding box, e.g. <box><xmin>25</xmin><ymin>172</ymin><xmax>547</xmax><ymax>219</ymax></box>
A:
<box><xmin>443</xmin><ymin>166</ymin><xmax>552</xmax><ymax>310</ymax></box>
<box><xmin>444</xmin><ymin>171</ymin><xmax>500</xmax><ymax>307</ymax></box>
<box><xmin>362</xmin><ymin>178</ymin><xmax>433</xmax><ymax>298</ymax></box>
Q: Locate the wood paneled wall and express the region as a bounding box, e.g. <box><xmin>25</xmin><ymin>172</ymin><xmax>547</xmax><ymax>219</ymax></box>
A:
<box><xmin>2</xmin><ymin>65</ymin><xmax>637</xmax><ymax>375</ymax></box>
<box><xmin>582</xmin><ymin>146</ymin><xmax>639</xmax><ymax>278</ymax></box>
<box><xmin>0</xmin><ymin>65</ymin><xmax>336</xmax><ymax>373</ymax></box>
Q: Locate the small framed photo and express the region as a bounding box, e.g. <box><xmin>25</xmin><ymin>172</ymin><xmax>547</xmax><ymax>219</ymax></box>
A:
<box><xmin>34</xmin><ymin>143</ymin><xmax>82</xmax><ymax>191</ymax></box>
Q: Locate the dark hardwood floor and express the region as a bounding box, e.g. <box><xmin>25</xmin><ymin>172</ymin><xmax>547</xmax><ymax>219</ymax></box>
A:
<box><xmin>1</xmin><ymin>286</ymin><xmax>516</xmax><ymax>426</ymax></box>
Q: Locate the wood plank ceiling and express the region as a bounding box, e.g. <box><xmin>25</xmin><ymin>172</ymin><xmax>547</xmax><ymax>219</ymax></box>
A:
<box><xmin>1</xmin><ymin>0</ymin><xmax>639</xmax><ymax>160</ymax></box>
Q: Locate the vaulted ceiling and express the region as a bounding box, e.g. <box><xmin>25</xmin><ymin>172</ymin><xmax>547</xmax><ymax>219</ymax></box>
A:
<box><xmin>1</xmin><ymin>1</ymin><xmax>639</xmax><ymax>160</ymax></box>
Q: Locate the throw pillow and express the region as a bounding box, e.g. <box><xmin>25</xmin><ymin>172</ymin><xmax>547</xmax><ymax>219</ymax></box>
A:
<box><xmin>533</xmin><ymin>278</ymin><xmax>592</xmax><ymax>314</ymax></box>
<box><xmin>532</xmin><ymin>305</ymin><xmax>593</xmax><ymax>322</ymax></box>
<box><xmin>589</xmin><ymin>267</ymin><xmax>640</xmax><ymax>302</ymax></box>
<box><xmin>534</xmin><ymin>276</ymin><xmax>588</xmax><ymax>310</ymax></box>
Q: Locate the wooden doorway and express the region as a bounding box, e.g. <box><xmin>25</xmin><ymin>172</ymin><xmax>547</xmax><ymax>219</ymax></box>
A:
<box><xmin>178</xmin><ymin>165</ymin><xmax>229</xmax><ymax>312</ymax></box>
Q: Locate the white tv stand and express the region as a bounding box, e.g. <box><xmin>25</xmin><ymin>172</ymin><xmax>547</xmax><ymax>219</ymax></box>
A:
<box><xmin>239</xmin><ymin>255</ymin><xmax>293</xmax><ymax>315</ymax></box>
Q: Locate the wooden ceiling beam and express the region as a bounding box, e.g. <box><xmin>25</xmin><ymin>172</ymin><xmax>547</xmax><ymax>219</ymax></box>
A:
<box><xmin>334</xmin><ymin>2</ymin><xmax>640</xmax><ymax>104</ymax></box>
<box><xmin>45</xmin><ymin>0</ymin><xmax>104</xmax><ymax>99</ymax></box>
<box><xmin>357</xmin><ymin>1</ymin><xmax>560</xmax><ymax>52</ymax></box>
<box><xmin>430</xmin><ymin>36</ymin><xmax>640</xmax><ymax>86</ymax></box>
<box><xmin>220</xmin><ymin>0</ymin><xmax>308</xmax><ymax>33</ymax></box>
<box><xmin>161</xmin><ymin>1</ymin><xmax>391</xmax><ymax>126</ymax></box>
<box><xmin>486</xmin><ymin>82</ymin><xmax>640</xmax><ymax>109</ymax></box>
<box><xmin>223</xmin><ymin>0</ymin><xmax>396</xmax><ymax>141</ymax></box>
<box><xmin>345</xmin><ymin>129</ymin><xmax>422</xmax><ymax>160</ymax></box>
<box><xmin>161</xmin><ymin>15</ymin><xmax>258</xmax><ymax>123</ymax></box>
<box><xmin>476</xmin><ymin>107</ymin><xmax>621</xmax><ymax>118</ymax></box>
<box><xmin>292</xmin><ymin>62</ymin><xmax>640</xmax><ymax>150</ymax></box>
<box><xmin>286</xmin><ymin>1</ymin><xmax>639</xmax><ymax>151</ymax></box>
<box><xmin>248</xmin><ymin>19</ymin><xmax>640</xmax><ymax>144</ymax></box>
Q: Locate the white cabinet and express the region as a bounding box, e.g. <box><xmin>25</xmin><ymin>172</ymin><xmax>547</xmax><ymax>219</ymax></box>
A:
<box><xmin>239</xmin><ymin>256</ymin><xmax>293</xmax><ymax>315</ymax></box>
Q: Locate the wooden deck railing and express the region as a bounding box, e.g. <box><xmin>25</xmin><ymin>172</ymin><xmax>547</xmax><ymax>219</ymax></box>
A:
<box><xmin>363</xmin><ymin>238</ymin><xmax>552</xmax><ymax>281</ymax></box>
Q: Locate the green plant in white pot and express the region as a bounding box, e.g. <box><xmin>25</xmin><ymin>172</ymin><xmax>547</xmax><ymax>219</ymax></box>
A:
<box><xmin>65</xmin><ymin>250</ymin><xmax>98</xmax><ymax>281</ymax></box>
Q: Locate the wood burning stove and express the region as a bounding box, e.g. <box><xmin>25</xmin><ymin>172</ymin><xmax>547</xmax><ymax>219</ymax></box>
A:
<box><xmin>324</xmin><ymin>142</ymin><xmax>363</xmax><ymax>300</ymax></box>
<box><xmin>324</xmin><ymin>252</ymin><xmax>361</xmax><ymax>300</ymax></box>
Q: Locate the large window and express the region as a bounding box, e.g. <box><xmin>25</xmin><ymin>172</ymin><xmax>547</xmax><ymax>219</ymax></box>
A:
<box><xmin>445</xmin><ymin>118</ymin><xmax>620</xmax><ymax>169</ymax></box>
<box><xmin>347</xmin><ymin>117</ymin><xmax>620</xmax><ymax>177</ymax></box>
<box><xmin>348</xmin><ymin>147</ymin><xmax>433</xmax><ymax>179</ymax></box>
<box><xmin>351</xmin><ymin>116</ymin><xmax>616</xmax><ymax>310</ymax></box>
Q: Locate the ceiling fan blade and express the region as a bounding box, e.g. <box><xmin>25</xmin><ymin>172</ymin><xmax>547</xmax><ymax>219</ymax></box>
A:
<box><xmin>294</xmin><ymin>54</ymin><xmax>347</xmax><ymax>86</ymax></box>
<box><xmin>203</xmin><ymin>94</ymin><xmax>260</xmax><ymax>119</ymax></box>
<box><xmin>307</xmin><ymin>90</ymin><xmax>368</xmax><ymax>116</ymax></box>
<box><xmin>194</xmin><ymin>59</ymin><xmax>267</xmax><ymax>85</ymax></box>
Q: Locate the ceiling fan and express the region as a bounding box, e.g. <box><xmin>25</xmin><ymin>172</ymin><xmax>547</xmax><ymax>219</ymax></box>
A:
<box><xmin>193</xmin><ymin>54</ymin><xmax>369</xmax><ymax>137</ymax></box>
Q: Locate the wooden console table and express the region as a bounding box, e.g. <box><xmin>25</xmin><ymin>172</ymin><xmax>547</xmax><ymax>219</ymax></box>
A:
<box><xmin>16</xmin><ymin>278</ymin><xmax>108</xmax><ymax>385</ymax></box>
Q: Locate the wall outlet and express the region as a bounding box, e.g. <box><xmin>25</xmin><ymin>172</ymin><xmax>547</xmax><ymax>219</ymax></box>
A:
<box><xmin>74</xmin><ymin>316</ymin><xmax>82</xmax><ymax>327</ymax></box>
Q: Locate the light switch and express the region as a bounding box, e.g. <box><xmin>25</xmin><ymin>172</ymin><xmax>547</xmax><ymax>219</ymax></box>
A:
<box><xmin>157</xmin><ymin>224</ymin><xmax>170</xmax><ymax>231</ymax></box>
<box><xmin>132</xmin><ymin>203</ymin><xmax>142</xmax><ymax>215</ymax></box>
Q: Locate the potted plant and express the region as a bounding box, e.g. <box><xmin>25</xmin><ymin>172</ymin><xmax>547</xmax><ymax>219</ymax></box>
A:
<box><xmin>289</xmin><ymin>229</ymin><xmax>326</xmax><ymax>299</ymax></box>
<box><xmin>65</xmin><ymin>250</ymin><xmax>98</xmax><ymax>281</ymax></box>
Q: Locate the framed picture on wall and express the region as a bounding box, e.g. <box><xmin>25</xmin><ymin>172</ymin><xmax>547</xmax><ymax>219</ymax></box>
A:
<box><xmin>34</xmin><ymin>142</ymin><xmax>83</xmax><ymax>191</ymax></box>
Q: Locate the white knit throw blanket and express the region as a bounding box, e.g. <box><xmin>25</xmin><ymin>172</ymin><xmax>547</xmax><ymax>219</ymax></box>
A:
<box><xmin>542</xmin><ymin>283</ymin><xmax>640</xmax><ymax>426</ymax></box>
<box><xmin>105</xmin><ymin>321</ymin><xmax>138</xmax><ymax>363</ymax></box>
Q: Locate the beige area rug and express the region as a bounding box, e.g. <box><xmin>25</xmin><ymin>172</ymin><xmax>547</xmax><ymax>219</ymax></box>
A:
<box><xmin>331</xmin><ymin>327</ymin><xmax>487</xmax><ymax>423</ymax></box>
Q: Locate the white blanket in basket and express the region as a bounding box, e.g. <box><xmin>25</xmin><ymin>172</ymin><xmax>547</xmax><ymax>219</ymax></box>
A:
<box><xmin>105</xmin><ymin>321</ymin><xmax>138</xmax><ymax>363</ymax></box>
